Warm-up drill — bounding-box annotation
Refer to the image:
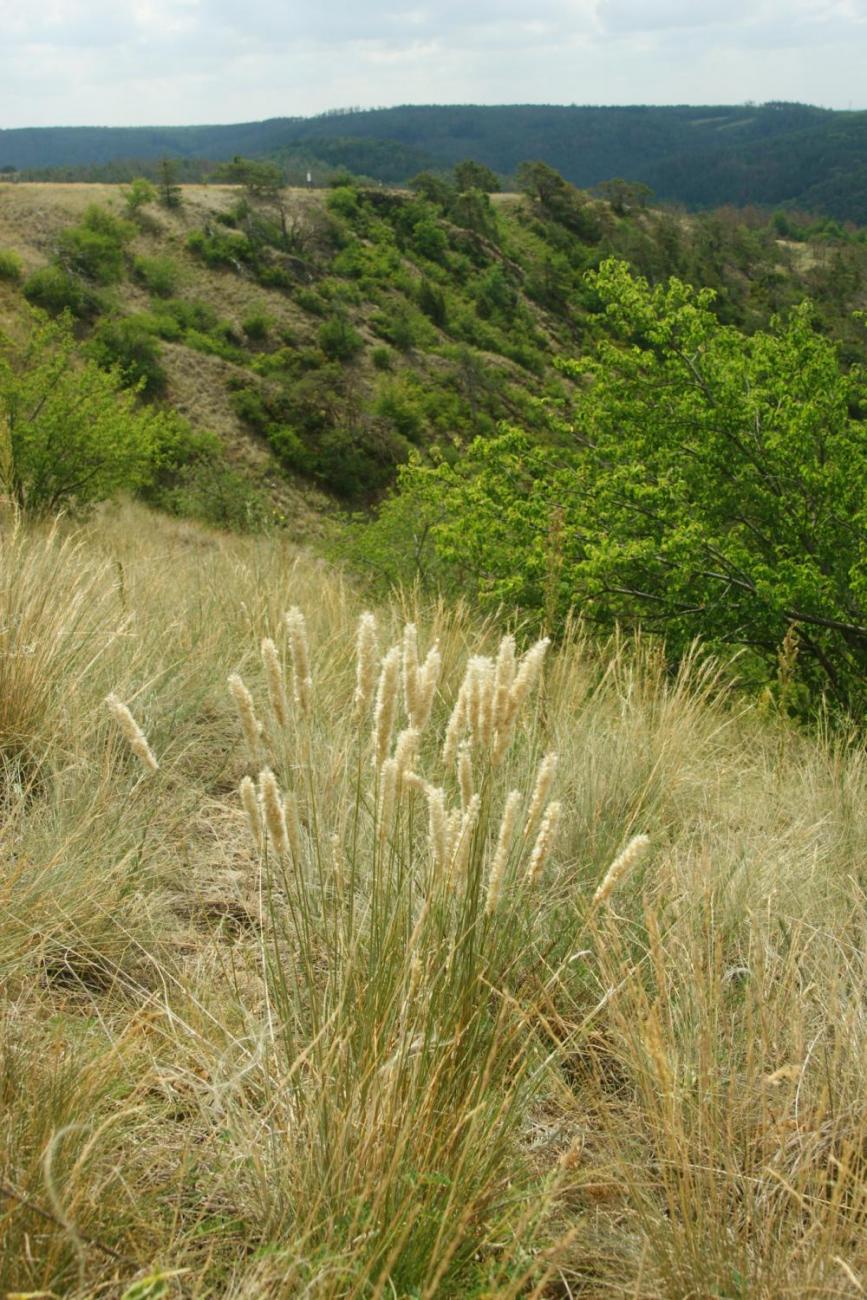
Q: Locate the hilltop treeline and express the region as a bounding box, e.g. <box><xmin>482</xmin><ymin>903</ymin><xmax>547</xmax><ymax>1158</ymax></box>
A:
<box><xmin>4</xmin><ymin>102</ymin><xmax>867</xmax><ymax>222</ymax></box>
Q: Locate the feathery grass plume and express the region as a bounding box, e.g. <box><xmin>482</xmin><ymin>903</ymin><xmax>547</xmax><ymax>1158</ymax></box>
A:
<box><xmin>493</xmin><ymin>634</ymin><xmax>517</xmax><ymax>731</ymax></box>
<box><xmin>445</xmin><ymin>807</ymin><xmax>463</xmax><ymax>863</ymax></box>
<box><xmin>394</xmin><ymin>727</ymin><xmax>420</xmax><ymax>788</ymax></box>
<box><xmin>526</xmin><ymin>800</ymin><xmax>562</xmax><ymax>886</ymax></box>
<box><xmin>352</xmin><ymin>611</ymin><xmax>378</xmax><ymax>719</ymax></box>
<box><xmin>450</xmin><ymin>793</ymin><xmax>481</xmax><ymax>879</ymax></box>
<box><xmin>284</xmin><ymin>789</ymin><xmax>303</xmax><ymax>867</ymax></box>
<box><xmin>285</xmin><ymin>607</ymin><xmax>313</xmax><ymax>717</ymax></box>
<box><xmin>442</xmin><ymin>678</ymin><xmax>469</xmax><ymax>768</ymax></box>
<box><xmin>402</xmin><ymin>622</ymin><xmax>420</xmax><ymax>723</ymax></box>
<box><xmin>378</xmin><ymin>757</ymin><xmax>398</xmax><ymax>844</ymax></box>
<box><xmin>457</xmin><ymin>741</ymin><xmax>474</xmax><ymax>811</ymax></box>
<box><xmin>524</xmin><ymin>752</ymin><xmax>559</xmax><ymax>836</ymax></box>
<box><xmin>240</xmin><ymin>774</ymin><xmax>263</xmax><ymax>849</ymax></box>
<box><xmin>426</xmin><ymin>784</ymin><xmax>448</xmax><ymax>873</ymax></box>
<box><xmin>466</xmin><ymin>656</ymin><xmax>495</xmax><ymax>750</ymax></box>
<box><xmin>105</xmin><ymin>693</ymin><xmax>159</xmax><ymax>773</ymax></box>
<box><xmin>372</xmin><ymin>645</ymin><xmax>401</xmax><ymax>768</ymax></box>
<box><xmin>493</xmin><ymin>636</ymin><xmax>550</xmax><ymax>760</ymax></box>
<box><xmin>228</xmin><ymin>672</ymin><xmax>262</xmax><ymax>759</ymax></box>
<box><xmin>592</xmin><ymin>834</ymin><xmax>650</xmax><ymax>908</ymax></box>
<box><xmin>486</xmin><ymin>790</ymin><xmax>522</xmax><ymax>914</ymax></box>
<box><xmin>261</xmin><ymin>637</ymin><xmax>289</xmax><ymax>729</ymax></box>
<box><xmin>258</xmin><ymin>768</ymin><xmax>290</xmax><ymax>858</ymax></box>
<box><xmin>413</xmin><ymin>642</ymin><xmax>441</xmax><ymax>733</ymax></box>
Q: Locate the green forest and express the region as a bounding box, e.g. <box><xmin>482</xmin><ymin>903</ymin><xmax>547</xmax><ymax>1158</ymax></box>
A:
<box><xmin>5</xmin><ymin>101</ymin><xmax>867</xmax><ymax>221</ymax></box>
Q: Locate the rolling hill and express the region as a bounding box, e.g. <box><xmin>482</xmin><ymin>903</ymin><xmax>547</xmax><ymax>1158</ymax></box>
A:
<box><xmin>4</xmin><ymin>102</ymin><xmax>867</xmax><ymax>221</ymax></box>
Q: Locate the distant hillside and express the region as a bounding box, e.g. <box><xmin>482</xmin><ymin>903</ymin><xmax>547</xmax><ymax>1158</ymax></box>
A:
<box><xmin>4</xmin><ymin>103</ymin><xmax>867</xmax><ymax>222</ymax></box>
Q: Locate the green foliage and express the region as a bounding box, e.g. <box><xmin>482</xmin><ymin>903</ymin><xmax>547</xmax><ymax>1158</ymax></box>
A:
<box><xmin>318</xmin><ymin>314</ymin><xmax>363</xmax><ymax>361</ymax></box>
<box><xmin>326</xmin><ymin>185</ymin><xmax>362</xmax><ymax>221</ymax></box>
<box><xmin>0</xmin><ymin>249</ymin><xmax>23</xmax><ymax>282</ymax></box>
<box><xmin>417</xmin><ymin>278</ymin><xmax>447</xmax><ymax>327</ymax></box>
<box><xmin>0</xmin><ymin>309</ymin><xmax>176</xmax><ymax>513</ymax></box>
<box><xmin>369</xmin><ymin>260</ymin><xmax>867</xmax><ymax>716</ymax></box>
<box><xmin>142</xmin><ymin>419</ymin><xmax>269</xmax><ymax>531</ymax></box>
<box><xmin>454</xmin><ymin>159</ymin><xmax>501</xmax><ymax>193</ymax></box>
<box><xmin>57</xmin><ymin>204</ymin><xmax>135</xmax><ymax>284</ymax></box>
<box><xmin>23</xmin><ymin>265</ymin><xmax>103</xmax><ymax>319</ymax></box>
<box><xmin>211</xmin><ymin>155</ymin><xmax>284</xmax><ymax>197</ymax></box>
<box><xmin>242</xmin><ymin>304</ymin><xmax>274</xmax><ymax>341</ymax></box>
<box><xmin>187</xmin><ymin>227</ymin><xmax>255</xmax><ymax>269</ymax></box>
<box><xmin>87</xmin><ymin>316</ymin><xmax>167</xmax><ymax>396</ymax></box>
<box><xmin>132</xmin><ymin>253</ymin><xmax>179</xmax><ymax>297</ymax></box>
<box><xmin>157</xmin><ymin>157</ymin><xmax>182</xmax><ymax>209</ymax></box>
<box><xmin>122</xmin><ymin>176</ymin><xmax>157</xmax><ymax>212</ymax></box>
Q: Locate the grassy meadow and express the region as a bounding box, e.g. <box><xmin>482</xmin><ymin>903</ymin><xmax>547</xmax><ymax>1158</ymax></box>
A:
<box><xmin>2</xmin><ymin>501</ymin><xmax>867</xmax><ymax>1297</ymax></box>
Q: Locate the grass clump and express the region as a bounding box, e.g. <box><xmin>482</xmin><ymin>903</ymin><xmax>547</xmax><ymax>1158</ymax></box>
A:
<box><xmin>4</xmin><ymin>506</ymin><xmax>867</xmax><ymax>1297</ymax></box>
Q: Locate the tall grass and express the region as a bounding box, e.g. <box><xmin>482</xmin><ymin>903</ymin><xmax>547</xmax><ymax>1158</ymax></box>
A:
<box><xmin>2</xmin><ymin>503</ymin><xmax>867</xmax><ymax>1297</ymax></box>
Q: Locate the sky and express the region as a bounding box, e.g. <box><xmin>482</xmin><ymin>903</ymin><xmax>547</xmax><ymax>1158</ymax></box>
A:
<box><xmin>1</xmin><ymin>0</ymin><xmax>866</xmax><ymax>128</ymax></box>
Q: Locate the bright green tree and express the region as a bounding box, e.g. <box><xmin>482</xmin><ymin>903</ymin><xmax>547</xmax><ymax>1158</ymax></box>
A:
<box><xmin>0</xmin><ymin>309</ymin><xmax>178</xmax><ymax>513</ymax></box>
<box><xmin>370</xmin><ymin>260</ymin><xmax>867</xmax><ymax>715</ymax></box>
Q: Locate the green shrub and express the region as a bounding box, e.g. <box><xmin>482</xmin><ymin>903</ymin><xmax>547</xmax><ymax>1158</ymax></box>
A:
<box><xmin>295</xmin><ymin>288</ymin><xmax>328</xmax><ymax>316</ymax></box>
<box><xmin>132</xmin><ymin>254</ymin><xmax>179</xmax><ymax>298</ymax></box>
<box><xmin>242</xmin><ymin>305</ymin><xmax>273</xmax><ymax>341</ymax></box>
<box><xmin>87</xmin><ymin>316</ymin><xmax>167</xmax><ymax>396</ymax></box>
<box><xmin>372</xmin><ymin>345</ymin><xmax>393</xmax><ymax>371</ymax></box>
<box><xmin>122</xmin><ymin>177</ymin><xmax>157</xmax><ymax>213</ymax></box>
<box><xmin>318</xmin><ymin>315</ymin><xmax>364</xmax><ymax>362</ymax></box>
<box><xmin>0</xmin><ymin>249</ymin><xmax>23</xmax><ymax>282</ymax></box>
<box><xmin>57</xmin><ymin>206</ymin><xmax>135</xmax><ymax>284</ymax></box>
<box><xmin>23</xmin><ymin>266</ymin><xmax>102</xmax><ymax>319</ymax></box>
<box><xmin>0</xmin><ymin>308</ymin><xmax>176</xmax><ymax>513</ymax></box>
<box><xmin>160</xmin><ymin>298</ymin><xmax>220</xmax><ymax>334</ymax></box>
<box><xmin>187</xmin><ymin>228</ymin><xmax>255</xmax><ymax>270</ymax></box>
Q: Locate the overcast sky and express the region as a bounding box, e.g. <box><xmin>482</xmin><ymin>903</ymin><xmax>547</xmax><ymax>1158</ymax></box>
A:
<box><xmin>1</xmin><ymin>0</ymin><xmax>866</xmax><ymax>128</ymax></box>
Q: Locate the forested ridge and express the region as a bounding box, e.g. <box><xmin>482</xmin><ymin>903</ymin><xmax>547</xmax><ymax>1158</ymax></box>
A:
<box><xmin>5</xmin><ymin>101</ymin><xmax>867</xmax><ymax>221</ymax></box>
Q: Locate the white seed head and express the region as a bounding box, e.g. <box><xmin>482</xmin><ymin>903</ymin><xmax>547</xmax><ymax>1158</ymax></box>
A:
<box><xmin>105</xmin><ymin>693</ymin><xmax>159</xmax><ymax>773</ymax></box>
<box><xmin>261</xmin><ymin>637</ymin><xmax>289</xmax><ymax>729</ymax></box>
<box><xmin>285</xmin><ymin>607</ymin><xmax>313</xmax><ymax>717</ymax></box>
<box><xmin>493</xmin><ymin>635</ymin><xmax>517</xmax><ymax>732</ymax></box>
<box><xmin>524</xmin><ymin>752</ymin><xmax>559</xmax><ymax>836</ymax></box>
<box><xmin>466</xmin><ymin>656</ymin><xmax>495</xmax><ymax>750</ymax></box>
<box><xmin>527</xmin><ymin>800</ymin><xmax>562</xmax><ymax>886</ymax></box>
<box><xmin>239</xmin><ymin>774</ymin><xmax>263</xmax><ymax>849</ymax></box>
<box><xmin>228</xmin><ymin>673</ymin><xmax>262</xmax><ymax>759</ymax></box>
<box><xmin>394</xmin><ymin>727</ymin><xmax>420</xmax><ymax>785</ymax></box>
<box><xmin>442</xmin><ymin>679</ymin><xmax>469</xmax><ymax>768</ymax></box>
<box><xmin>426</xmin><ymin>785</ymin><xmax>448</xmax><ymax>873</ymax></box>
<box><xmin>373</xmin><ymin>645</ymin><xmax>401</xmax><ymax>768</ymax></box>
<box><xmin>493</xmin><ymin>637</ymin><xmax>550</xmax><ymax>761</ymax></box>
<box><xmin>402</xmin><ymin>622</ymin><xmax>420</xmax><ymax>723</ymax></box>
<box><xmin>413</xmin><ymin>642</ymin><xmax>441</xmax><ymax>733</ymax></box>
<box><xmin>592</xmin><ymin>834</ymin><xmax>651</xmax><ymax>907</ymax></box>
<box><xmin>353</xmin><ymin>612</ymin><xmax>379</xmax><ymax>719</ymax></box>
<box><xmin>258</xmin><ymin>768</ymin><xmax>289</xmax><ymax>857</ymax></box>
<box><xmin>486</xmin><ymin>790</ymin><xmax>522</xmax><ymax>914</ymax></box>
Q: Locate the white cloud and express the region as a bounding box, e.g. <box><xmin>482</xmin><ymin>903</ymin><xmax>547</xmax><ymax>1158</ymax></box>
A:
<box><xmin>0</xmin><ymin>0</ymin><xmax>865</xmax><ymax>127</ymax></box>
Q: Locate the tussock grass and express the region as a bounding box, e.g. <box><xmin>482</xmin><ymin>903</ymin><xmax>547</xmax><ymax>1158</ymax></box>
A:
<box><xmin>3</xmin><ymin>501</ymin><xmax>867</xmax><ymax>1296</ymax></box>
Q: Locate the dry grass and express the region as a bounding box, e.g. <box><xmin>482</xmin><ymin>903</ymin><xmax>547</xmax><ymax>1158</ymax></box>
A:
<box><xmin>3</xmin><ymin>502</ymin><xmax>867</xmax><ymax>1297</ymax></box>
